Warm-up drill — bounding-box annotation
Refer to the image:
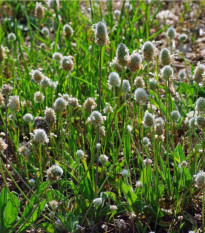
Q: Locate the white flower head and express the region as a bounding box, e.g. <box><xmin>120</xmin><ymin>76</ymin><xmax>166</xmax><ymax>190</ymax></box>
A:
<box><xmin>122</xmin><ymin>79</ymin><xmax>131</xmax><ymax>93</ymax></box>
<box><xmin>29</xmin><ymin>178</ymin><xmax>35</xmax><ymax>186</ymax></box>
<box><xmin>8</xmin><ymin>33</ymin><xmax>16</xmax><ymax>42</ymax></box>
<box><xmin>93</xmin><ymin>197</ymin><xmax>102</xmax><ymax>207</ymax></box>
<box><xmin>195</xmin><ymin>97</ymin><xmax>205</xmax><ymax>114</ymax></box>
<box><xmin>96</xmin><ymin>143</ymin><xmax>101</xmax><ymax>150</ymax></box>
<box><xmin>108</xmin><ymin>72</ymin><xmax>121</xmax><ymax>88</ymax></box>
<box><xmin>92</xmin><ymin>21</ymin><xmax>109</xmax><ymax>47</ymax></box>
<box><xmin>170</xmin><ymin>110</ymin><xmax>181</xmax><ymax>122</ymax></box>
<box><xmin>42</xmin><ymin>27</ymin><xmax>49</xmax><ymax>36</ymax></box>
<box><xmin>142</xmin><ymin>41</ymin><xmax>157</xmax><ymax>62</ymax></box>
<box><xmin>54</xmin><ymin>97</ymin><xmax>67</xmax><ymax>112</ymax></box>
<box><xmin>87</xmin><ymin>111</ymin><xmax>105</xmax><ymax>126</ymax></box>
<box><xmin>142</xmin><ymin>137</ymin><xmax>150</xmax><ymax>146</ymax></box>
<box><xmin>99</xmin><ymin>154</ymin><xmax>108</xmax><ymax>163</ymax></box>
<box><xmin>60</xmin><ymin>56</ymin><xmax>74</xmax><ymax>72</ymax></box>
<box><xmin>0</xmin><ymin>138</ymin><xmax>8</xmax><ymax>152</ymax></box>
<box><xmin>35</xmin><ymin>2</ymin><xmax>45</xmax><ymax>19</ymax></box>
<box><xmin>34</xmin><ymin>91</ymin><xmax>45</xmax><ymax>103</ymax></box>
<box><xmin>76</xmin><ymin>150</ymin><xmax>84</xmax><ymax>159</ymax></box>
<box><xmin>143</xmin><ymin>158</ymin><xmax>152</xmax><ymax>166</ymax></box>
<box><xmin>33</xmin><ymin>128</ymin><xmax>49</xmax><ymax>144</ymax></box>
<box><xmin>8</xmin><ymin>95</ymin><xmax>20</xmax><ymax>111</ymax></box>
<box><xmin>103</xmin><ymin>103</ymin><xmax>113</xmax><ymax>114</ymax></box>
<box><xmin>195</xmin><ymin>171</ymin><xmax>205</xmax><ymax>188</ymax></box>
<box><xmin>31</xmin><ymin>69</ymin><xmax>44</xmax><ymax>83</ymax></box>
<box><xmin>40</xmin><ymin>76</ymin><xmax>51</xmax><ymax>89</ymax></box>
<box><xmin>53</xmin><ymin>52</ymin><xmax>63</xmax><ymax>62</ymax></box>
<box><xmin>121</xmin><ymin>169</ymin><xmax>129</xmax><ymax>178</ymax></box>
<box><xmin>127</xmin><ymin>125</ymin><xmax>132</xmax><ymax>133</ymax></box>
<box><xmin>167</xmin><ymin>26</ymin><xmax>176</xmax><ymax>40</ymax></box>
<box><xmin>110</xmin><ymin>205</ymin><xmax>118</xmax><ymax>211</ymax></box>
<box><xmin>161</xmin><ymin>65</ymin><xmax>173</xmax><ymax>80</ymax></box>
<box><xmin>23</xmin><ymin>113</ymin><xmax>33</xmax><ymax>123</ymax></box>
<box><xmin>194</xmin><ymin>63</ymin><xmax>205</xmax><ymax>84</ymax></box>
<box><xmin>47</xmin><ymin>164</ymin><xmax>63</xmax><ymax>181</ymax></box>
<box><xmin>143</xmin><ymin>112</ymin><xmax>154</xmax><ymax>128</ymax></box>
<box><xmin>134</xmin><ymin>88</ymin><xmax>148</xmax><ymax>105</ymax></box>
<box><xmin>136</xmin><ymin>181</ymin><xmax>143</xmax><ymax>188</ymax></box>
<box><xmin>115</xmin><ymin>43</ymin><xmax>130</xmax><ymax>67</ymax></box>
<box><xmin>63</xmin><ymin>24</ymin><xmax>73</xmax><ymax>40</ymax></box>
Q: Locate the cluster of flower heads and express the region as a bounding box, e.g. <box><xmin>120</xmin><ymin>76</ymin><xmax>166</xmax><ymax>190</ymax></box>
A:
<box><xmin>31</xmin><ymin>69</ymin><xmax>58</xmax><ymax>89</ymax></box>
<box><xmin>111</xmin><ymin>43</ymin><xmax>144</xmax><ymax>72</ymax></box>
<box><xmin>183</xmin><ymin>97</ymin><xmax>205</xmax><ymax>130</ymax></box>
<box><xmin>1</xmin><ymin>11</ymin><xmax>205</xmax><ymax>233</ymax></box>
<box><xmin>188</xmin><ymin>97</ymin><xmax>205</xmax><ymax>129</ymax></box>
<box><xmin>0</xmin><ymin>84</ymin><xmax>21</xmax><ymax>114</ymax></box>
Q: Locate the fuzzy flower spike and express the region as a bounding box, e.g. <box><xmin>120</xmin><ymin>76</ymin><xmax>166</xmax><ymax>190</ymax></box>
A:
<box><xmin>93</xmin><ymin>21</ymin><xmax>109</xmax><ymax>47</ymax></box>
<box><xmin>142</xmin><ymin>41</ymin><xmax>157</xmax><ymax>63</ymax></box>
<box><xmin>114</xmin><ymin>43</ymin><xmax>130</xmax><ymax>67</ymax></box>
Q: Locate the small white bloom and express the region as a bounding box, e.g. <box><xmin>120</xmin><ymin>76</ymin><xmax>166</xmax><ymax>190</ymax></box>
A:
<box><xmin>136</xmin><ymin>181</ymin><xmax>143</xmax><ymax>188</ymax></box>
<box><xmin>143</xmin><ymin>158</ymin><xmax>152</xmax><ymax>166</ymax></box>
<box><xmin>170</xmin><ymin>110</ymin><xmax>181</xmax><ymax>122</ymax></box>
<box><xmin>122</xmin><ymin>79</ymin><xmax>131</xmax><ymax>93</ymax></box>
<box><xmin>96</xmin><ymin>143</ymin><xmax>101</xmax><ymax>150</ymax></box>
<box><xmin>33</xmin><ymin>129</ymin><xmax>49</xmax><ymax>144</ymax></box>
<box><xmin>23</xmin><ymin>113</ymin><xmax>33</xmax><ymax>123</ymax></box>
<box><xmin>54</xmin><ymin>97</ymin><xmax>67</xmax><ymax>112</ymax></box>
<box><xmin>110</xmin><ymin>205</ymin><xmax>118</xmax><ymax>211</ymax></box>
<box><xmin>108</xmin><ymin>72</ymin><xmax>121</xmax><ymax>87</ymax></box>
<box><xmin>53</xmin><ymin>52</ymin><xmax>63</xmax><ymax>61</ymax></box>
<box><xmin>127</xmin><ymin>125</ymin><xmax>132</xmax><ymax>133</ymax></box>
<box><xmin>103</xmin><ymin>104</ymin><xmax>113</xmax><ymax>114</ymax></box>
<box><xmin>42</xmin><ymin>27</ymin><xmax>49</xmax><ymax>36</ymax></box>
<box><xmin>195</xmin><ymin>171</ymin><xmax>205</xmax><ymax>188</ymax></box>
<box><xmin>76</xmin><ymin>150</ymin><xmax>84</xmax><ymax>159</ymax></box>
<box><xmin>99</xmin><ymin>154</ymin><xmax>108</xmax><ymax>163</ymax></box>
<box><xmin>142</xmin><ymin>137</ymin><xmax>150</xmax><ymax>146</ymax></box>
<box><xmin>93</xmin><ymin>197</ymin><xmax>102</xmax><ymax>207</ymax></box>
<box><xmin>34</xmin><ymin>91</ymin><xmax>45</xmax><ymax>103</ymax></box>
<box><xmin>29</xmin><ymin>179</ymin><xmax>35</xmax><ymax>186</ymax></box>
<box><xmin>121</xmin><ymin>169</ymin><xmax>129</xmax><ymax>178</ymax></box>
<box><xmin>87</xmin><ymin>111</ymin><xmax>105</xmax><ymax>126</ymax></box>
<box><xmin>134</xmin><ymin>88</ymin><xmax>148</xmax><ymax>105</ymax></box>
<box><xmin>8</xmin><ymin>33</ymin><xmax>16</xmax><ymax>41</ymax></box>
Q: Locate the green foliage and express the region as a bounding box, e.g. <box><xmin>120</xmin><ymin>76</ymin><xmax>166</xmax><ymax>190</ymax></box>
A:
<box><xmin>0</xmin><ymin>0</ymin><xmax>204</xmax><ymax>232</ymax></box>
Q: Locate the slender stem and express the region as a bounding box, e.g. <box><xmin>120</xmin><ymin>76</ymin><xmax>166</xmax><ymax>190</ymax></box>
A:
<box><xmin>97</xmin><ymin>47</ymin><xmax>102</xmax><ymax>142</ymax></box>
<box><xmin>203</xmin><ymin>130</ymin><xmax>205</xmax><ymax>170</ymax></box>
<box><xmin>25</xmin><ymin>157</ymin><xmax>29</xmax><ymax>180</ymax></box>
<box><xmin>170</xmin><ymin>39</ymin><xmax>173</xmax><ymax>54</ymax></box>
<box><xmin>89</xmin><ymin>0</ymin><xmax>94</xmax><ymax>23</ymax></box>
<box><xmin>95</xmin><ymin>47</ymin><xmax>102</xmax><ymax>194</ymax></box>
<box><xmin>146</xmin><ymin>166</ymin><xmax>149</xmax><ymax>202</ymax></box>
<box><xmin>147</xmin><ymin>62</ymin><xmax>152</xmax><ymax>113</ymax></box>
<box><xmin>5</xmin><ymin>95</ymin><xmax>8</xmax><ymax>181</ymax></box>
<box><xmin>98</xmin><ymin>48</ymin><xmax>102</xmax><ymax>114</ymax></box>
<box><xmin>39</xmin><ymin>144</ymin><xmax>43</xmax><ymax>182</ymax></box>
<box><xmin>168</xmin><ymin>78</ymin><xmax>171</xmax><ymax>115</ymax></box>
<box><xmin>203</xmin><ymin>188</ymin><xmax>205</xmax><ymax>233</ymax></box>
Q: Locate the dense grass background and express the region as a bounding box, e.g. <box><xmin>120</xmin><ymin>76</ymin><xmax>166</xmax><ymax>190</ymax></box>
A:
<box><xmin>0</xmin><ymin>0</ymin><xmax>205</xmax><ymax>232</ymax></box>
